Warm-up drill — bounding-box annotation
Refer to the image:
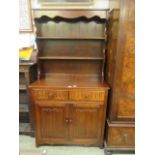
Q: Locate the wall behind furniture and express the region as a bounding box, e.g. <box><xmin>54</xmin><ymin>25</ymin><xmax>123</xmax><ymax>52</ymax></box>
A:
<box><xmin>19</xmin><ymin>0</ymin><xmax>36</xmax><ymax>49</ymax></box>
<box><xmin>31</xmin><ymin>0</ymin><xmax>109</xmax><ymax>9</ymax></box>
<box><xmin>19</xmin><ymin>33</ymin><xmax>36</xmax><ymax>49</ymax></box>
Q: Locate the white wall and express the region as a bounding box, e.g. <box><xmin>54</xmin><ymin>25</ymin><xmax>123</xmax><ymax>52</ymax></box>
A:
<box><xmin>19</xmin><ymin>33</ymin><xmax>36</xmax><ymax>49</ymax></box>
<box><xmin>31</xmin><ymin>0</ymin><xmax>109</xmax><ymax>9</ymax></box>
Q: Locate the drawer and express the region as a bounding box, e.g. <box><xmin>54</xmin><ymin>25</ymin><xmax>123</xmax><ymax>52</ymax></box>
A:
<box><xmin>32</xmin><ymin>89</ymin><xmax>68</xmax><ymax>101</ymax></box>
<box><xmin>106</xmin><ymin>123</ymin><xmax>135</xmax><ymax>147</ymax></box>
<box><xmin>69</xmin><ymin>89</ymin><xmax>105</xmax><ymax>101</ymax></box>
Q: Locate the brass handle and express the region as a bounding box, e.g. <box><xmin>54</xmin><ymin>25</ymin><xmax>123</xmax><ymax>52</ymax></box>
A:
<box><xmin>69</xmin><ymin>119</ymin><xmax>73</xmax><ymax>123</ymax></box>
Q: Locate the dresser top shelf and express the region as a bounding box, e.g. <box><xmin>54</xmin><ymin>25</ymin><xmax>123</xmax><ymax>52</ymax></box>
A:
<box><xmin>38</xmin><ymin>56</ymin><xmax>104</xmax><ymax>60</ymax></box>
<box><xmin>29</xmin><ymin>75</ymin><xmax>109</xmax><ymax>89</ymax></box>
<box><xmin>19</xmin><ymin>62</ymin><xmax>37</xmax><ymax>66</ymax></box>
<box><xmin>36</xmin><ymin>36</ymin><xmax>106</xmax><ymax>40</ymax></box>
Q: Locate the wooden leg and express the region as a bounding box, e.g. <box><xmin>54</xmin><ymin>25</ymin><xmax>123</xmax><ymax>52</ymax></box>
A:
<box><xmin>99</xmin><ymin>143</ymin><xmax>104</xmax><ymax>149</ymax></box>
<box><xmin>99</xmin><ymin>145</ymin><xmax>104</xmax><ymax>149</ymax></box>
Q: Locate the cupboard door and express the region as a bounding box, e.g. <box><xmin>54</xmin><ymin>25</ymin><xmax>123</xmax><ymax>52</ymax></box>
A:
<box><xmin>35</xmin><ymin>102</ymin><xmax>68</xmax><ymax>145</ymax></box>
<box><xmin>70</xmin><ymin>103</ymin><xmax>105</xmax><ymax>146</ymax></box>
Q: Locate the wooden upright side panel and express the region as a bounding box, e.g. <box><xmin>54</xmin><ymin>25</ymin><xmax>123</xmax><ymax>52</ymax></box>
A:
<box><xmin>107</xmin><ymin>0</ymin><xmax>135</xmax><ymax>121</ymax></box>
<box><xmin>106</xmin><ymin>9</ymin><xmax>120</xmax><ymax>86</ymax></box>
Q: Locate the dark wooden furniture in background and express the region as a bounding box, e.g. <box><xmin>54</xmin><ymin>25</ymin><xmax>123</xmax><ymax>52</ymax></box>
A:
<box><xmin>19</xmin><ymin>62</ymin><xmax>37</xmax><ymax>135</ymax></box>
<box><xmin>104</xmin><ymin>0</ymin><xmax>135</xmax><ymax>154</ymax></box>
<box><xmin>29</xmin><ymin>9</ymin><xmax>110</xmax><ymax>146</ymax></box>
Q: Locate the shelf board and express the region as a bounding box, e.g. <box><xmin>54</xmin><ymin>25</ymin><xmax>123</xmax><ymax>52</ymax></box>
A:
<box><xmin>30</xmin><ymin>75</ymin><xmax>109</xmax><ymax>89</ymax></box>
<box><xmin>19</xmin><ymin>84</ymin><xmax>27</xmax><ymax>90</ymax></box>
<box><xmin>38</xmin><ymin>56</ymin><xmax>103</xmax><ymax>60</ymax></box>
<box><xmin>19</xmin><ymin>62</ymin><xmax>36</xmax><ymax>66</ymax></box>
<box><xmin>19</xmin><ymin>123</ymin><xmax>31</xmax><ymax>134</ymax></box>
<box><xmin>19</xmin><ymin>104</ymin><xmax>29</xmax><ymax>113</ymax></box>
<box><xmin>36</xmin><ymin>36</ymin><xmax>106</xmax><ymax>40</ymax></box>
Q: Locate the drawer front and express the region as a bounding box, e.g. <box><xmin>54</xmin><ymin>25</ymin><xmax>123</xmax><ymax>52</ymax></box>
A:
<box><xmin>106</xmin><ymin>126</ymin><xmax>135</xmax><ymax>147</ymax></box>
<box><xmin>32</xmin><ymin>89</ymin><xmax>68</xmax><ymax>101</ymax></box>
<box><xmin>69</xmin><ymin>89</ymin><xmax>105</xmax><ymax>101</ymax></box>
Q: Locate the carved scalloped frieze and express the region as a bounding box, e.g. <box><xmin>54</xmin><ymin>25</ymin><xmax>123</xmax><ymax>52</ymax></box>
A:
<box><xmin>33</xmin><ymin>10</ymin><xmax>108</xmax><ymax>20</ymax></box>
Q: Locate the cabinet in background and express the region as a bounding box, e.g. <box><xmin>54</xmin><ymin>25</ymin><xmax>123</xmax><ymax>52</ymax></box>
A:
<box><xmin>104</xmin><ymin>0</ymin><xmax>135</xmax><ymax>154</ymax></box>
<box><xmin>19</xmin><ymin>62</ymin><xmax>37</xmax><ymax>135</ymax></box>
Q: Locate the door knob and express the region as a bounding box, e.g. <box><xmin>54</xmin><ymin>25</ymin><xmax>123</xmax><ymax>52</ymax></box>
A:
<box><xmin>69</xmin><ymin>119</ymin><xmax>73</xmax><ymax>123</ymax></box>
<box><xmin>65</xmin><ymin>119</ymin><xmax>69</xmax><ymax>124</ymax></box>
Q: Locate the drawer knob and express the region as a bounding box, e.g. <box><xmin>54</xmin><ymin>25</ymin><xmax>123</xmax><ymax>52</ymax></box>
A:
<box><xmin>48</xmin><ymin>93</ymin><xmax>54</xmax><ymax>97</ymax></box>
<box><xmin>67</xmin><ymin>85</ymin><xmax>72</xmax><ymax>88</ymax></box>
